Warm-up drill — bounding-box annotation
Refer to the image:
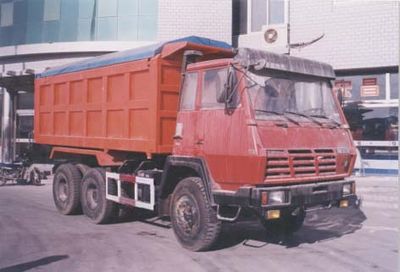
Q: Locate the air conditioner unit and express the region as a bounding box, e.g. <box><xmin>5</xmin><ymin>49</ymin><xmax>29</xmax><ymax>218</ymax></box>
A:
<box><xmin>238</xmin><ymin>24</ymin><xmax>288</xmax><ymax>54</ymax></box>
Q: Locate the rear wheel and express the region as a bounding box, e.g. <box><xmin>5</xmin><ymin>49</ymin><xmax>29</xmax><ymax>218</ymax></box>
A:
<box><xmin>170</xmin><ymin>177</ymin><xmax>221</xmax><ymax>251</ymax></box>
<box><xmin>81</xmin><ymin>168</ymin><xmax>118</xmax><ymax>224</ymax></box>
<box><xmin>53</xmin><ymin>163</ymin><xmax>82</xmax><ymax>215</ymax></box>
<box><xmin>0</xmin><ymin>177</ymin><xmax>6</xmax><ymax>186</ymax></box>
<box><xmin>0</xmin><ymin>168</ymin><xmax>7</xmax><ymax>186</ymax></box>
<box><xmin>30</xmin><ymin>168</ymin><xmax>41</xmax><ymax>186</ymax></box>
<box><xmin>75</xmin><ymin>163</ymin><xmax>90</xmax><ymax>177</ymax></box>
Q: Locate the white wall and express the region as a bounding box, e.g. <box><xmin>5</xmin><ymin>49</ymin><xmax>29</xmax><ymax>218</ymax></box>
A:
<box><xmin>158</xmin><ymin>0</ymin><xmax>232</xmax><ymax>44</ymax></box>
<box><xmin>289</xmin><ymin>0</ymin><xmax>399</xmax><ymax>70</ymax></box>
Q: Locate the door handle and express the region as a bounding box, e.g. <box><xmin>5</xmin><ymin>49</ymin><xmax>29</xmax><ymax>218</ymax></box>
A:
<box><xmin>196</xmin><ymin>139</ymin><xmax>204</xmax><ymax>145</ymax></box>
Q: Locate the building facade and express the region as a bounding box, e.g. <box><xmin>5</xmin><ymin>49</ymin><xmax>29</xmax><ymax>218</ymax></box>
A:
<box><xmin>235</xmin><ymin>0</ymin><xmax>399</xmax><ymax>175</ymax></box>
<box><xmin>0</xmin><ymin>0</ymin><xmax>232</xmax><ymax>163</ymax></box>
<box><xmin>0</xmin><ymin>0</ymin><xmax>397</xmax><ymax>175</ymax></box>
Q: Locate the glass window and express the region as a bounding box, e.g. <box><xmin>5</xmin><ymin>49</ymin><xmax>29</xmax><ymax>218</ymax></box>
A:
<box><xmin>98</xmin><ymin>0</ymin><xmax>117</xmax><ymax>17</ymax></box>
<box><xmin>118</xmin><ymin>0</ymin><xmax>138</xmax><ymax>16</ymax></box>
<box><xmin>247</xmin><ymin>72</ymin><xmax>342</xmax><ymax>124</ymax></box>
<box><xmin>77</xmin><ymin>18</ymin><xmax>93</xmax><ymax>41</ymax></box>
<box><xmin>14</xmin><ymin>0</ymin><xmax>27</xmax><ymax>23</ymax></box>
<box><xmin>79</xmin><ymin>0</ymin><xmax>95</xmax><ymax>18</ymax></box>
<box><xmin>250</xmin><ymin>0</ymin><xmax>286</xmax><ymax>32</ymax></box>
<box><xmin>1</xmin><ymin>2</ymin><xmax>14</xmax><ymax>27</ymax></box>
<box><xmin>44</xmin><ymin>0</ymin><xmax>60</xmax><ymax>21</ymax></box>
<box><xmin>16</xmin><ymin>115</ymin><xmax>34</xmax><ymax>139</ymax></box>
<box><xmin>138</xmin><ymin>15</ymin><xmax>157</xmax><ymax>40</ymax></box>
<box><xmin>180</xmin><ymin>73</ymin><xmax>198</xmax><ymax>110</ymax></box>
<box><xmin>390</xmin><ymin>73</ymin><xmax>398</xmax><ymax>99</ymax></box>
<box><xmin>251</xmin><ymin>0</ymin><xmax>267</xmax><ymax>32</ymax></box>
<box><xmin>18</xmin><ymin>93</ymin><xmax>34</xmax><ymax>110</ymax></box>
<box><xmin>59</xmin><ymin>0</ymin><xmax>78</xmax><ymax>42</ymax></box>
<box><xmin>42</xmin><ymin>21</ymin><xmax>60</xmax><ymax>42</ymax></box>
<box><xmin>118</xmin><ymin>16</ymin><xmax>138</xmax><ymax>41</ymax></box>
<box><xmin>139</xmin><ymin>0</ymin><xmax>157</xmax><ymax>15</ymax></box>
<box><xmin>0</xmin><ymin>26</ymin><xmax>13</xmax><ymax>46</ymax></box>
<box><xmin>27</xmin><ymin>0</ymin><xmax>44</xmax><ymax>23</ymax></box>
<box><xmin>96</xmin><ymin>17</ymin><xmax>117</xmax><ymax>40</ymax></box>
<box><xmin>268</xmin><ymin>0</ymin><xmax>285</xmax><ymax>24</ymax></box>
<box><xmin>26</xmin><ymin>22</ymin><xmax>43</xmax><ymax>44</ymax></box>
<box><xmin>201</xmin><ymin>69</ymin><xmax>228</xmax><ymax>109</ymax></box>
<box><xmin>13</xmin><ymin>23</ymin><xmax>26</xmax><ymax>45</ymax></box>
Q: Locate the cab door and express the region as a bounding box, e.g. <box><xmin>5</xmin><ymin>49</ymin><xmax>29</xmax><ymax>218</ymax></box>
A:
<box><xmin>196</xmin><ymin>68</ymin><xmax>237</xmax><ymax>183</ymax></box>
<box><xmin>173</xmin><ymin>72</ymin><xmax>200</xmax><ymax>155</ymax></box>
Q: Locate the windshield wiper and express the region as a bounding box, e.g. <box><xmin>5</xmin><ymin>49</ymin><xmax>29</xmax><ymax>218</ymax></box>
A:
<box><xmin>309</xmin><ymin>114</ymin><xmax>341</xmax><ymax>127</ymax></box>
<box><xmin>284</xmin><ymin>111</ymin><xmax>323</xmax><ymax>127</ymax></box>
<box><xmin>255</xmin><ymin>110</ymin><xmax>300</xmax><ymax>126</ymax></box>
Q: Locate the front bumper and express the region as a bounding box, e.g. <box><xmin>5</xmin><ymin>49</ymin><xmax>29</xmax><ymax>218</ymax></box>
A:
<box><xmin>213</xmin><ymin>179</ymin><xmax>358</xmax><ymax>219</ymax></box>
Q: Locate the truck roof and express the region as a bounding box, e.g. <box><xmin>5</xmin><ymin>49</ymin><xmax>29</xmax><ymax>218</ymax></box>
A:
<box><xmin>37</xmin><ymin>36</ymin><xmax>232</xmax><ymax>79</ymax></box>
<box><xmin>187</xmin><ymin>48</ymin><xmax>335</xmax><ymax>80</ymax></box>
<box><xmin>235</xmin><ymin>48</ymin><xmax>335</xmax><ymax>79</ymax></box>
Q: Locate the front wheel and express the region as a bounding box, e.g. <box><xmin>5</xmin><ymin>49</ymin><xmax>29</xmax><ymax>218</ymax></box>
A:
<box><xmin>170</xmin><ymin>177</ymin><xmax>221</xmax><ymax>251</ymax></box>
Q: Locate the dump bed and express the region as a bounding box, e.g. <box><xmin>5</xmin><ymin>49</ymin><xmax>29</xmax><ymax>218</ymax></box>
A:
<box><xmin>34</xmin><ymin>37</ymin><xmax>232</xmax><ymax>156</ymax></box>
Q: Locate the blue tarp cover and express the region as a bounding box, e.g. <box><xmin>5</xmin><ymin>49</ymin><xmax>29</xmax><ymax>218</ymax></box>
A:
<box><xmin>37</xmin><ymin>36</ymin><xmax>232</xmax><ymax>78</ymax></box>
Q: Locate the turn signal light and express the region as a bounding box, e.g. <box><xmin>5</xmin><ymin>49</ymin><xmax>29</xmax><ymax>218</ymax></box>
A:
<box><xmin>261</xmin><ymin>191</ymin><xmax>268</xmax><ymax>206</ymax></box>
<box><xmin>340</xmin><ymin>200</ymin><xmax>349</xmax><ymax>208</ymax></box>
<box><xmin>266</xmin><ymin>210</ymin><xmax>280</xmax><ymax>219</ymax></box>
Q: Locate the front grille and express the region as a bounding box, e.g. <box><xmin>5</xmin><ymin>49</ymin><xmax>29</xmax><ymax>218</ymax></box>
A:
<box><xmin>265</xmin><ymin>149</ymin><xmax>336</xmax><ymax>179</ymax></box>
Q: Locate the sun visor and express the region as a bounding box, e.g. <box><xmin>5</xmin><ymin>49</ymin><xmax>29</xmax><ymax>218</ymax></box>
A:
<box><xmin>234</xmin><ymin>48</ymin><xmax>335</xmax><ymax>80</ymax></box>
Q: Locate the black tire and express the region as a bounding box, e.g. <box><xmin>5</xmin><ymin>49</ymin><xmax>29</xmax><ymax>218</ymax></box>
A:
<box><xmin>30</xmin><ymin>168</ymin><xmax>41</xmax><ymax>186</ymax></box>
<box><xmin>53</xmin><ymin>163</ymin><xmax>82</xmax><ymax>215</ymax></box>
<box><xmin>170</xmin><ymin>177</ymin><xmax>221</xmax><ymax>251</ymax></box>
<box><xmin>263</xmin><ymin>209</ymin><xmax>306</xmax><ymax>235</ymax></box>
<box><xmin>75</xmin><ymin>163</ymin><xmax>90</xmax><ymax>177</ymax></box>
<box><xmin>81</xmin><ymin>168</ymin><xmax>118</xmax><ymax>224</ymax></box>
<box><xmin>0</xmin><ymin>169</ymin><xmax>7</xmax><ymax>186</ymax></box>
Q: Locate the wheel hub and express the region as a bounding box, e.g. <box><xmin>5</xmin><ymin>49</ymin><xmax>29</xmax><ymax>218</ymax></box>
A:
<box><xmin>58</xmin><ymin>180</ymin><xmax>68</xmax><ymax>202</ymax></box>
<box><xmin>175</xmin><ymin>195</ymin><xmax>199</xmax><ymax>235</ymax></box>
<box><xmin>87</xmin><ymin>184</ymin><xmax>99</xmax><ymax>210</ymax></box>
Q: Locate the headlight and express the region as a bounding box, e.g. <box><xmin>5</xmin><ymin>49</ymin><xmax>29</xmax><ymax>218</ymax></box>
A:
<box><xmin>268</xmin><ymin>191</ymin><xmax>286</xmax><ymax>205</ymax></box>
<box><xmin>343</xmin><ymin>158</ymin><xmax>350</xmax><ymax>171</ymax></box>
<box><xmin>342</xmin><ymin>183</ymin><xmax>352</xmax><ymax>195</ymax></box>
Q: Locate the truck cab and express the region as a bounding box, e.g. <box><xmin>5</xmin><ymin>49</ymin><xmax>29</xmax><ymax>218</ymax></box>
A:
<box><xmin>169</xmin><ymin>48</ymin><xmax>357</xmax><ymax>244</ymax></box>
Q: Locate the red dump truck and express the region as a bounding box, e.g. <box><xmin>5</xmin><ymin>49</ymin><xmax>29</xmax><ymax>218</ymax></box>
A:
<box><xmin>34</xmin><ymin>36</ymin><xmax>358</xmax><ymax>251</ymax></box>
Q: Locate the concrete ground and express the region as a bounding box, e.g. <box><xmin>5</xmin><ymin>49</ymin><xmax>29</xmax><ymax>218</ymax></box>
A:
<box><xmin>0</xmin><ymin>176</ymin><xmax>398</xmax><ymax>272</ymax></box>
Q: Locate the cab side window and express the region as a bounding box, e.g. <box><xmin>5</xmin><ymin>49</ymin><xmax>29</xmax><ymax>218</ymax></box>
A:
<box><xmin>201</xmin><ymin>69</ymin><xmax>228</xmax><ymax>109</ymax></box>
<box><xmin>201</xmin><ymin>68</ymin><xmax>238</xmax><ymax>109</ymax></box>
<box><xmin>180</xmin><ymin>72</ymin><xmax>198</xmax><ymax>110</ymax></box>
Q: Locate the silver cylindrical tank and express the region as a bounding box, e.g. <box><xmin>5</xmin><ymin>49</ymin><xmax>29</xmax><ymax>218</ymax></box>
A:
<box><xmin>1</xmin><ymin>89</ymin><xmax>16</xmax><ymax>164</ymax></box>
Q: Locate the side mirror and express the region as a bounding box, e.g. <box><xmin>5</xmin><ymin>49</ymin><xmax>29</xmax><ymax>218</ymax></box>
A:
<box><xmin>216</xmin><ymin>67</ymin><xmax>237</xmax><ymax>110</ymax></box>
<box><xmin>337</xmin><ymin>88</ymin><xmax>344</xmax><ymax>107</ymax></box>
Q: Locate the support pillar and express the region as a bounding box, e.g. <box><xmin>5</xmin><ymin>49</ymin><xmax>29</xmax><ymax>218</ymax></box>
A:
<box><xmin>1</xmin><ymin>88</ymin><xmax>16</xmax><ymax>164</ymax></box>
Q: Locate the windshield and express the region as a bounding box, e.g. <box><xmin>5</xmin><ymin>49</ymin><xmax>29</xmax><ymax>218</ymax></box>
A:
<box><xmin>247</xmin><ymin>71</ymin><xmax>342</xmax><ymax>125</ymax></box>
